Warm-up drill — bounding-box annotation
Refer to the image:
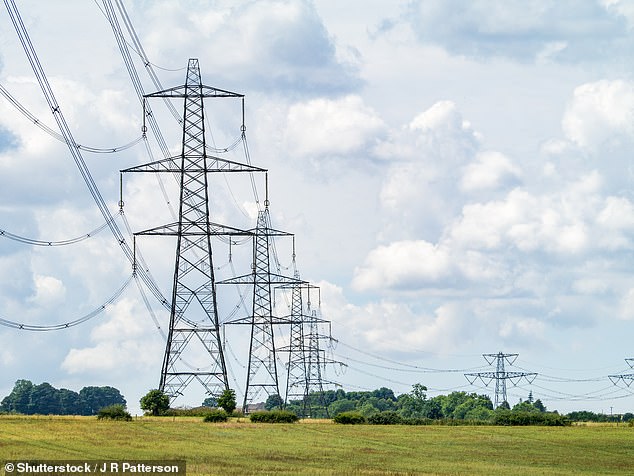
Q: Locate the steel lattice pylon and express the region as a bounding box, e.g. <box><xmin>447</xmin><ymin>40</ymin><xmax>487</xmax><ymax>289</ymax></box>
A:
<box><xmin>121</xmin><ymin>58</ymin><xmax>265</xmax><ymax>403</ymax></box>
<box><xmin>283</xmin><ymin>272</ymin><xmax>309</xmax><ymax>408</ymax></box>
<box><xmin>465</xmin><ymin>352</ymin><xmax>537</xmax><ymax>408</ymax></box>
<box><xmin>219</xmin><ymin>206</ymin><xmax>302</xmax><ymax>412</ymax></box>
<box><xmin>280</xmin><ymin>277</ymin><xmax>338</xmax><ymax>418</ymax></box>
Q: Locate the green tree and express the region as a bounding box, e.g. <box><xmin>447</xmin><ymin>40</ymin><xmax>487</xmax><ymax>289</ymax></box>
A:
<box><xmin>497</xmin><ymin>401</ymin><xmax>511</xmax><ymax>410</ymax></box>
<box><xmin>1</xmin><ymin>379</ymin><xmax>34</xmax><ymax>414</ymax></box>
<box><xmin>533</xmin><ymin>399</ymin><xmax>546</xmax><ymax>412</ymax></box>
<box><xmin>201</xmin><ymin>396</ymin><xmax>218</xmax><ymax>408</ymax></box>
<box><xmin>140</xmin><ymin>389</ymin><xmax>170</xmax><ymax>416</ymax></box>
<box><xmin>329</xmin><ymin>399</ymin><xmax>356</xmax><ymax>416</ymax></box>
<box><xmin>80</xmin><ymin>386</ymin><xmax>126</xmax><ymax>415</ymax></box>
<box><xmin>217</xmin><ymin>389</ymin><xmax>237</xmax><ymax>414</ymax></box>
<box><xmin>58</xmin><ymin>388</ymin><xmax>82</xmax><ymax>415</ymax></box>
<box><xmin>513</xmin><ymin>401</ymin><xmax>539</xmax><ymax>413</ymax></box>
<box><xmin>265</xmin><ymin>394</ymin><xmax>284</xmax><ymax>410</ymax></box>
<box><xmin>30</xmin><ymin>382</ymin><xmax>60</xmax><ymax>415</ymax></box>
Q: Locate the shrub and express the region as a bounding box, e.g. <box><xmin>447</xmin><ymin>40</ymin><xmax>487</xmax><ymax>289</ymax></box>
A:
<box><xmin>402</xmin><ymin>417</ymin><xmax>433</xmax><ymax>426</ymax></box>
<box><xmin>368</xmin><ymin>411</ymin><xmax>403</xmax><ymax>425</ymax></box>
<box><xmin>249</xmin><ymin>410</ymin><xmax>299</xmax><ymax>423</ymax></box>
<box><xmin>140</xmin><ymin>389</ymin><xmax>169</xmax><ymax>416</ymax></box>
<box><xmin>97</xmin><ymin>404</ymin><xmax>132</xmax><ymax>421</ymax></box>
<box><xmin>218</xmin><ymin>389</ymin><xmax>237</xmax><ymax>414</ymax></box>
<box><xmin>203</xmin><ymin>410</ymin><xmax>228</xmax><ymax>423</ymax></box>
<box><xmin>164</xmin><ymin>406</ymin><xmax>218</xmax><ymax>417</ymax></box>
<box><xmin>333</xmin><ymin>412</ymin><xmax>366</xmax><ymax>425</ymax></box>
<box><xmin>493</xmin><ymin>410</ymin><xmax>570</xmax><ymax>426</ymax></box>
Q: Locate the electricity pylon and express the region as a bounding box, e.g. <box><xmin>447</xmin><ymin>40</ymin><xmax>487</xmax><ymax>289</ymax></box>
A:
<box><xmin>280</xmin><ymin>277</ymin><xmax>337</xmax><ymax>418</ymax></box>
<box><xmin>609</xmin><ymin>358</ymin><xmax>634</xmax><ymax>386</ymax></box>
<box><xmin>121</xmin><ymin>58</ymin><xmax>265</xmax><ymax>402</ymax></box>
<box><xmin>219</xmin><ymin>204</ymin><xmax>303</xmax><ymax>412</ymax></box>
<box><xmin>465</xmin><ymin>352</ymin><xmax>537</xmax><ymax>408</ymax></box>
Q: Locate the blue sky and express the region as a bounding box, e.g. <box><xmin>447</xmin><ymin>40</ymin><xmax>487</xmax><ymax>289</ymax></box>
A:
<box><xmin>2</xmin><ymin>0</ymin><xmax>634</xmax><ymax>414</ymax></box>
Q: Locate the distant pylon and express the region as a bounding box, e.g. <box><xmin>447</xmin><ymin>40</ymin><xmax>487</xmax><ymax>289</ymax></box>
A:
<box><xmin>219</xmin><ymin>205</ymin><xmax>303</xmax><ymax>412</ymax></box>
<box><xmin>609</xmin><ymin>358</ymin><xmax>634</xmax><ymax>387</ymax></box>
<box><xmin>121</xmin><ymin>58</ymin><xmax>265</xmax><ymax>402</ymax></box>
<box><xmin>280</xmin><ymin>275</ymin><xmax>336</xmax><ymax>417</ymax></box>
<box><xmin>465</xmin><ymin>352</ymin><xmax>537</xmax><ymax>408</ymax></box>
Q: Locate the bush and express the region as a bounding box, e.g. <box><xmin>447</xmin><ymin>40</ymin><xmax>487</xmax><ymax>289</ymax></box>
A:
<box><xmin>368</xmin><ymin>411</ymin><xmax>403</xmax><ymax>425</ymax></box>
<box><xmin>97</xmin><ymin>404</ymin><xmax>132</xmax><ymax>421</ymax></box>
<box><xmin>164</xmin><ymin>406</ymin><xmax>218</xmax><ymax>417</ymax></box>
<box><xmin>140</xmin><ymin>389</ymin><xmax>169</xmax><ymax>416</ymax></box>
<box><xmin>203</xmin><ymin>410</ymin><xmax>228</xmax><ymax>423</ymax></box>
<box><xmin>493</xmin><ymin>410</ymin><xmax>570</xmax><ymax>426</ymax></box>
<box><xmin>249</xmin><ymin>410</ymin><xmax>299</xmax><ymax>423</ymax></box>
<box><xmin>218</xmin><ymin>389</ymin><xmax>237</xmax><ymax>414</ymax></box>
<box><xmin>333</xmin><ymin>412</ymin><xmax>366</xmax><ymax>425</ymax></box>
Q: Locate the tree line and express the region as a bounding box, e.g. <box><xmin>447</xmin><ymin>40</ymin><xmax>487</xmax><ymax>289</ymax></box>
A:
<box><xmin>276</xmin><ymin>384</ymin><xmax>553</xmax><ymax>421</ymax></box>
<box><xmin>0</xmin><ymin>379</ymin><xmax>126</xmax><ymax>416</ymax></box>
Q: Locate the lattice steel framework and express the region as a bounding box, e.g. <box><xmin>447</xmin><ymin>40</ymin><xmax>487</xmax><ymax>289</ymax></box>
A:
<box><xmin>279</xmin><ymin>276</ymin><xmax>338</xmax><ymax>417</ymax></box>
<box><xmin>465</xmin><ymin>352</ymin><xmax>537</xmax><ymax>408</ymax></box>
<box><xmin>219</xmin><ymin>206</ymin><xmax>303</xmax><ymax>412</ymax></box>
<box><xmin>282</xmin><ymin>272</ymin><xmax>308</xmax><ymax>406</ymax></box>
<box><xmin>609</xmin><ymin>358</ymin><xmax>634</xmax><ymax>387</ymax></box>
<box><xmin>121</xmin><ymin>59</ymin><xmax>265</xmax><ymax>402</ymax></box>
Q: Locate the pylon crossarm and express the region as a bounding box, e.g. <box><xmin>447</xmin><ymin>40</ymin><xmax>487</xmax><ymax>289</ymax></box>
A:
<box><xmin>145</xmin><ymin>84</ymin><xmax>244</xmax><ymax>99</ymax></box>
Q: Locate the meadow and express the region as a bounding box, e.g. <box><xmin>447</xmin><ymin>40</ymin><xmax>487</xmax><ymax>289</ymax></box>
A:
<box><xmin>1</xmin><ymin>416</ymin><xmax>634</xmax><ymax>475</ymax></box>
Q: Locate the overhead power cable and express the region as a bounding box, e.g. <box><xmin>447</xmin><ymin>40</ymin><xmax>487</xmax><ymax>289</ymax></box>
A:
<box><xmin>0</xmin><ymin>210</ymin><xmax>121</xmax><ymax>247</ymax></box>
<box><xmin>0</xmin><ymin>83</ymin><xmax>144</xmax><ymax>153</ymax></box>
<box><xmin>0</xmin><ymin>274</ymin><xmax>133</xmax><ymax>331</ymax></box>
<box><xmin>4</xmin><ymin>0</ymin><xmax>169</xmax><ymax>311</ymax></box>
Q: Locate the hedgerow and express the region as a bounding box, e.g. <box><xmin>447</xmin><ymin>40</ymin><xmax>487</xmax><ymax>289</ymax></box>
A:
<box><xmin>249</xmin><ymin>410</ymin><xmax>299</xmax><ymax>423</ymax></box>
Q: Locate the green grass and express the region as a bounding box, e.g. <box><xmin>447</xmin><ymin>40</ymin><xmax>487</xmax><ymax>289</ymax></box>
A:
<box><xmin>1</xmin><ymin>416</ymin><xmax>634</xmax><ymax>475</ymax></box>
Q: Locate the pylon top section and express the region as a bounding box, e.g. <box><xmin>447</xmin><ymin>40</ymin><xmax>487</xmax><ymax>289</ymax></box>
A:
<box><xmin>145</xmin><ymin>59</ymin><xmax>244</xmax><ymax>99</ymax></box>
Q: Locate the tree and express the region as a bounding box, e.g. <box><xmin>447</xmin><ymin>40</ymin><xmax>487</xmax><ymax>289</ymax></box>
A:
<box><xmin>533</xmin><ymin>399</ymin><xmax>546</xmax><ymax>412</ymax></box>
<box><xmin>497</xmin><ymin>401</ymin><xmax>511</xmax><ymax>410</ymax></box>
<box><xmin>217</xmin><ymin>389</ymin><xmax>237</xmax><ymax>414</ymax></box>
<box><xmin>1</xmin><ymin>379</ymin><xmax>34</xmax><ymax>414</ymax></box>
<box><xmin>329</xmin><ymin>399</ymin><xmax>356</xmax><ymax>416</ymax></box>
<box><xmin>58</xmin><ymin>388</ymin><xmax>82</xmax><ymax>415</ymax></box>
<box><xmin>140</xmin><ymin>389</ymin><xmax>170</xmax><ymax>416</ymax></box>
<box><xmin>265</xmin><ymin>394</ymin><xmax>284</xmax><ymax>411</ymax></box>
<box><xmin>201</xmin><ymin>396</ymin><xmax>218</xmax><ymax>408</ymax></box>
<box><xmin>513</xmin><ymin>401</ymin><xmax>538</xmax><ymax>413</ymax></box>
<box><xmin>30</xmin><ymin>382</ymin><xmax>60</xmax><ymax>415</ymax></box>
<box><xmin>80</xmin><ymin>386</ymin><xmax>126</xmax><ymax>415</ymax></box>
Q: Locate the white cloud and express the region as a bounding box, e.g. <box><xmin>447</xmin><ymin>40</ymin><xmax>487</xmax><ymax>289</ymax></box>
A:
<box><xmin>285</xmin><ymin>95</ymin><xmax>385</xmax><ymax>159</ymax></box>
<box><xmin>61</xmin><ymin>298</ymin><xmax>161</xmax><ymax>374</ymax></box>
<box><xmin>460</xmin><ymin>150</ymin><xmax>521</xmax><ymax>192</ymax></box>
<box><xmin>562</xmin><ymin>80</ymin><xmax>634</xmax><ymax>151</ymax></box>
<box><xmin>29</xmin><ymin>275</ymin><xmax>66</xmax><ymax>306</ymax></box>
<box><xmin>352</xmin><ymin>240</ymin><xmax>452</xmax><ymax>291</ymax></box>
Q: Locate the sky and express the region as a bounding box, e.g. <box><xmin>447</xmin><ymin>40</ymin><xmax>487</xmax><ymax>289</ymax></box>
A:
<box><xmin>2</xmin><ymin>0</ymin><xmax>634</xmax><ymax>415</ymax></box>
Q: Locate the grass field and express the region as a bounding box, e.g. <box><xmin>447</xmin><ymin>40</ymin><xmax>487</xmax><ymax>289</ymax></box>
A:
<box><xmin>1</xmin><ymin>416</ymin><xmax>634</xmax><ymax>475</ymax></box>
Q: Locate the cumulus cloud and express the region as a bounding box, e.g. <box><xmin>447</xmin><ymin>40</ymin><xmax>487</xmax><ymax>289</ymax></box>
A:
<box><xmin>396</xmin><ymin>0</ymin><xmax>631</xmax><ymax>62</ymax></box>
<box><xmin>352</xmin><ymin>240</ymin><xmax>452</xmax><ymax>291</ymax></box>
<box><xmin>141</xmin><ymin>0</ymin><xmax>360</xmax><ymax>94</ymax></box>
<box><xmin>61</xmin><ymin>298</ymin><xmax>162</xmax><ymax>374</ymax></box>
<box><xmin>285</xmin><ymin>95</ymin><xmax>386</xmax><ymax>160</ymax></box>
<box><xmin>378</xmin><ymin>101</ymin><xmax>481</xmax><ymax>241</ymax></box>
<box><xmin>460</xmin><ymin>150</ymin><xmax>521</xmax><ymax>192</ymax></box>
<box><xmin>562</xmin><ymin>79</ymin><xmax>634</xmax><ymax>151</ymax></box>
<box><xmin>29</xmin><ymin>275</ymin><xmax>66</xmax><ymax>306</ymax></box>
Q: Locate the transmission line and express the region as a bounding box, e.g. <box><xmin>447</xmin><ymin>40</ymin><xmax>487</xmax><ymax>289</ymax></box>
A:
<box><xmin>0</xmin><ymin>211</ymin><xmax>121</xmax><ymax>247</ymax></box>
<box><xmin>0</xmin><ymin>274</ymin><xmax>134</xmax><ymax>331</ymax></box>
<box><xmin>0</xmin><ymin>83</ymin><xmax>144</xmax><ymax>153</ymax></box>
<box><xmin>4</xmin><ymin>0</ymin><xmax>169</xmax><ymax>312</ymax></box>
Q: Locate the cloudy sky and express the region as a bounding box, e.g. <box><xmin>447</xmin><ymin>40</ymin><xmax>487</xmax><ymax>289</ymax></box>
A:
<box><xmin>3</xmin><ymin>0</ymin><xmax>634</xmax><ymax>414</ymax></box>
